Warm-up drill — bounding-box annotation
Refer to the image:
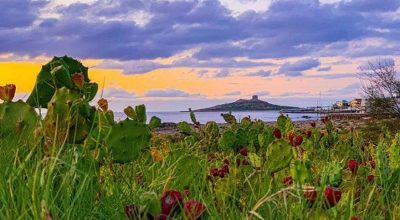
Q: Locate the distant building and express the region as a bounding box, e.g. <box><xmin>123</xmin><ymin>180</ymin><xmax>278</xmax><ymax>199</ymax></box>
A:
<box><xmin>350</xmin><ymin>98</ymin><xmax>362</xmax><ymax>108</ymax></box>
<box><xmin>252</xmin><ymin>95</ymin><xmax>259</xmax><ymax>101</ymax></box>
<box><xmin>333</xmin><ymin>100</ymin><xmax>350</xmax><ymax>109</ymax></box>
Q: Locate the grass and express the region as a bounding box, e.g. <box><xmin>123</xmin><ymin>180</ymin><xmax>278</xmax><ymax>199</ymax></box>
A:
<box><xmin>0</xmin><ymin>117</ymin><xmax>400</xmax><ymax>220</ymax></box>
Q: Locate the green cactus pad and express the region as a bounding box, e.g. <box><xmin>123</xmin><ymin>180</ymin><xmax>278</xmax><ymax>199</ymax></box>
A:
<box><xmin>266</xmin><ymin>139</ymin><xmax>293</xmax><ymax>173</ymax></box>
<box><xmin>27</xmin><ymin>56</ymin><xmax>94</xmax><ymax>108</ymax></box>
<box><xmin>106</xmin><ymin>119</ymin><xmax>151</xmax><ymax>163</ymax></box>
<box><xmin>0</xmin><ymin>100</ymin><xmax>40</xmax><ymax>138</ymax></box>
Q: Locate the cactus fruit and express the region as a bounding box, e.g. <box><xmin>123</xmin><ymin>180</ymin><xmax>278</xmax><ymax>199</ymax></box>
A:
<box><xmin>97</xmin><ymin>98</ymin><xmax>108</xmax><ymax>112</ymax></box>
<box><xmin>27</xmin><ymin>56</ymin><xmax>95</xmax><ymax>107</ymax></box>
<box><xmin>0</xmin><ymin>100</ymin><xmax>40</xmax><ymax>138</ymax></box>
<box><xmin>106</xmin><ymin>119</ymin><xmax>151</xmax><ymax>163</ymax></box>
<box><xmin>266</xmin><ymin>139</ymin><xmax>293</xmax><ymax>174</ymax></box>
<box><xmin>0</xmin><ymin>84</ymin><xmax>16</xmax><ymax>102</ymax></box>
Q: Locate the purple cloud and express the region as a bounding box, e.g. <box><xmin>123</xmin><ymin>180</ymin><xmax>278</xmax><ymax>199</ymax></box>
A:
<box><xmin>278</xmin><ymin>58</ymin><xmax>321</xmax><ymax>76</ymax></box>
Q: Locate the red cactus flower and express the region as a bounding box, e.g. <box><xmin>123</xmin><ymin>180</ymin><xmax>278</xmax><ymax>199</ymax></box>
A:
<box><xmin>223</xmin><ymin>158</ymin><xmax>230</xmax><ymax>165</ymax></box>
<box><xmin>310</xmin><ymin>121</ymin><xmax>316</xmax><ymax>128</ymax></box>
<box><xmin>221</xmin><ymin>164</ymin><xmax>229</xmax><ymax>174</ymax></box>
<box><xmin>283</xmin><ymin>176</ymin><xmax>293</xmax><ymax>186</ymax></box>
<box><xmin>210</xmin><ymin>168</ymin><xmax>219</xmax><ymax>177</ymax></box>
<box><xmin>367</xmin><ymin>174</ymin><xmax>375</xmax><ymax>183</ymax></box>
<box><xmin>184</xmin><ymin>200</ymin><xmax>206</xmax><ymax>220</ymax></box>
<box><xmin>218</xmin><ymin>169</ymin><xmax>225</xmax><ymax>178</ymax></box>
<box><xmin>348</xmin><ymin>159</ymin><xmax>358</xmax><ymax>174</ymax></box>
<box><xmin>351</xmin><ymin>216</ymin><xmax>361</xmax><ymax>220</ymax></box>
<box><xmin>0</xmin><ymin>84</ymin><xmax>16</xmax><ymax>102</ymax></box>
<box><xmin>160</xmin><ymin>190</ymin><xmax>183</xmax><ymax>216</ymax></box>
<box><xmin>294</xmin><ymin>135</ymin><xmax>303</xmax><ymax>146</ymax></box>
<box><xmin>324</xmin><ymin>186</ymin><xmax>341</xmax><ymax>207</ymax></box>
<box><xmin>239</xmin><ymin>147</ymin><xmax>249</xmax><ymax>156</ymax></box>
<box><xmin>273</xmin><ymin>128</ymin><xmax>282</xmax><ymax>139</ymax></box>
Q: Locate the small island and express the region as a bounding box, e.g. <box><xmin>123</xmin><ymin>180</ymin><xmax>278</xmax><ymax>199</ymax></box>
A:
<box><xmin>192</xmin><ymin>95</ymin><xmax>299</xmax><ymax>112</ymax></box>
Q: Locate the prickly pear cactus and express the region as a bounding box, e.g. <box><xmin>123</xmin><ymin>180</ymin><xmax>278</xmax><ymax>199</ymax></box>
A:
<box><xmin>106</xmin><ymin>119</ymin><xmax>151</xmax><ymax>163</ymax></box>
<box><xmin>218</xmin><ymin>130</ymin><xmax>236</xmax><ymax>151</ymax></box>
<box><xmin>221</xmin><ymin>113</ymin><xmax>237</xmax><ymax>124</ymax></box>
<box><xmin>43</xmin><ymin>87</ymin><xmax>92</xmax><ymax>144</ymax></box>
<box><xmin>0</xmin><ymin>100</ymin><xmax>40</xmax><ymax>138</ymax></box>
<box><xmin>148</xmin><ymin>116</ymin><xmax>161</xmax><ymax>130</ymax></box>
<box><xmin>84</xmin><ymin>110</ymin><xmax>115</xmax><ymax>150</ymax></box>
<box><xmin>177</xmin><ymin>121</ymin><xmax>192</xmax><ymax>135</ymax></box>
<box><xmin>27</xmin><ymin>56</ymin><xmax>96</xmax><ymax>107</ymax></box>
<box><xmin>205</xmin><ymin>121</ymin><xmax>219</xmax><ymax>145</ymax></box>
<box><xmin>266</xmin><ymin>139</ymin><xmax>293</xmax><ymax>173</ymax></box>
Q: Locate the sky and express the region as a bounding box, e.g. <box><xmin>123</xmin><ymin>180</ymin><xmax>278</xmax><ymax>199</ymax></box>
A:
<box><xmin>1</xmin><ymin>0</ymin><xmax>400</xmax><ymax>111</ymax></box>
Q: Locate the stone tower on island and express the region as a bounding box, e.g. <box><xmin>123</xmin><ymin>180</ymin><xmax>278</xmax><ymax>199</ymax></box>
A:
<box><xmin>252</xmin><ymin>95</ymin><xmax>259</xmax><ymax>101</ymax></box>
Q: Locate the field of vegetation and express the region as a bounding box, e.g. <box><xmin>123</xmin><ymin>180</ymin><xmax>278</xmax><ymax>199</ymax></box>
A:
<box><xmin>1</xmin><ymin>56</ymin><xmax>399</xmax><ymax>220</ymax></box>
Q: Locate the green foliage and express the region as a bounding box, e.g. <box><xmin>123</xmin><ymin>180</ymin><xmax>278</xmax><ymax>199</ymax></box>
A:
<box><xmin>177</xmin><ymin>121</ymin><xmax>192</xmax><ymax>135</ymax></box>
<box><xmin>290</xmin><ymin>159</ymin><xmax>312</xmax><ymax>185</ymax></box>
<box><xmin>27</xmin><ymin>56</ymin><xmax>96</xmax><ymax>108</ymax></box>
<box><xmin>43</xmin><ymin>87</ymin><xmax>94</xmax><ymax>144</ymax></box>
<box><xmin>149</xmin><ymin>116</ymin><xmax>162</xmax><ymax>130</ymax></box>
<box><xmin>218</xmin><ymin>130</ymin><xmax>236</xmax><ymax>151</ymax></box>
<box><xmin>389</xmin><ymin>133</ymin><xmax>400</xmax><ymax>170</ymax></box>
<box><xmin>106</xmin><ymin>119</ymin><xmax>151</xmax><ymax>163</ymax></box>
<box><xmin>266</xmin><ymin>139</ymin><xmax>293</xmax><ymax>173</ymax></box>
<box><xmin>221</xmin><ymin>112</ymin><xmax>237</xmax><ymax>124</ymax></box>
<box><xmin>0</xmin><ymin>100</ymin><xmax>40</xmax><ymax>139</ymax></box>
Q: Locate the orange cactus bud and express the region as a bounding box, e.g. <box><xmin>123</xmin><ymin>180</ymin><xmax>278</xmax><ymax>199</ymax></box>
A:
<box><xmin>98</xmin><ymin>98</ymin><xmax>108</xmax><ymax>111</ymax></box>
<box><xmin>72</xmin><ymin>73</ymin><xmax>85</xmax><ymax>89</ymax></box>
<box><xmin>0</xmin><ymin>84</ymin><xmax>16</xmax><ymax>102</ymax></box>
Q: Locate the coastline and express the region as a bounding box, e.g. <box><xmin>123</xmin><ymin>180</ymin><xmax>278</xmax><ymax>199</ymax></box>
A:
<box><xmin>153</xmin><ymin>117</ymin><xmax>370</xmax><ymax>136</ymax></box>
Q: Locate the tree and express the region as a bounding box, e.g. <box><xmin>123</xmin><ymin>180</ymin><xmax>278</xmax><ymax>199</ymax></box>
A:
<box><xmin>359</xmin><ymin>59</ymin><xmax>400</xmax><ymax>117</ymax></box>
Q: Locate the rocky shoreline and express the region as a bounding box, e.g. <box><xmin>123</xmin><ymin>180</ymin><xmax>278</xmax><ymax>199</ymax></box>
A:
<box><xmin>153</xmin><ymin>117</ymin><xmax>371</xmax><ymax>136</ymax></box>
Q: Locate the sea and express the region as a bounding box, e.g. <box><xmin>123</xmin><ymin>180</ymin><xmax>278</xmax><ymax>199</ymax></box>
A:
<box><xmin>114</xmin><ymin>111</ymin><xmax>321</xmax><ymax>123</ymax></box>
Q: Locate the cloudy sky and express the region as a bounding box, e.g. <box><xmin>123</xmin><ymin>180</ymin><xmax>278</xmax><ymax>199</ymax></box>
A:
<box><xmin>1</xmin><ymin>0</ymin><xmax>400</xmax><ymax>111</ymax></box>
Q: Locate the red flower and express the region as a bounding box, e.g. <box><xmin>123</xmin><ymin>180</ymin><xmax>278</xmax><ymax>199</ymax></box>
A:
<box><xmin>283</xmin><ymin>176</ymin><xmax>293</xmax><ymax>186</ymax></box>
<box><xmin>273</xmin><ymin>128</ymin><xmax>282</xmax><ymax>139</ymax></box>
<box><xmin>348</xmin><ymin>159</ymin><xmax>358</xmax><ymax>174</ymax></box>
<box><xmin>239</xmin><ymin>147</ymin><xmax>249</xmax><ymax>156</ymax></box>
<box><xmin>124</xmin><ymin>204</ymin><xmax>140</xmax><ymax>219</ymax></box>
<box><xmin>294</xmin><ymin>135</ymin><xmax>303</xmax><ymax>146</ymax></box>
<box><xmin>242</xmin><ymin>159</ymin><xmax>250</xmax><ymax>165</ymax></box>
<box><xmin>184</xmin><ymin>200</ymin><xmax>206</xmax><ymax>220</ymax></box>
<box><xmin>324</xmin><ymin>186</ymin><xmax>341</xmax><ymax>207</ymax></box>
<box><xmin>160</xmin><ymin>190</ymin><xmax>183</xmax><ymax>216</ymax></box>
<box><xmin>367</xmin><ymin>174</ymin><xmax>375</xmax><ymax>183</ymax></box>
<box><xmin>310</xmin><ymin>121</ymin><xmax>316</xmax><ymax>128</ymax></box>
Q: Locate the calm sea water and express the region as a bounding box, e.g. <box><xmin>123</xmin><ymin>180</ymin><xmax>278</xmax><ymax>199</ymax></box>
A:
<box><xmin>114</xmin><ymin>111</ymin><xmax>320</xmax><ymax>123</ymax></box>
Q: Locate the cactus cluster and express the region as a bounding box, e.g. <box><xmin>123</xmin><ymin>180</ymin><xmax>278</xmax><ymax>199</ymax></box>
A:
<box><xmin>27</xmin><ymin>55</ymin><xmax>97</xmax><ymax>108</ymax></box>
